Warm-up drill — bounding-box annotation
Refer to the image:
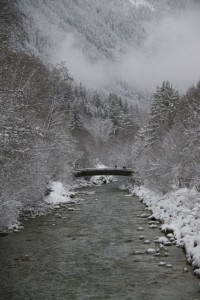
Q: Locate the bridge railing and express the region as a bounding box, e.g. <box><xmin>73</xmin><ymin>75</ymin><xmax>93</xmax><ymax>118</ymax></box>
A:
<box><xmin>74</xmin><ymin>168</ymin><xmax>133</xmax><ymax>178</ymax></box>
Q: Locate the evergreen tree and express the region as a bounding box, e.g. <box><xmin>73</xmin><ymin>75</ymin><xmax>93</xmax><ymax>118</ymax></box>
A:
<box><xmin>145</xmin><ymin>81</ymin><xmax>179</xmax><ymax>149</ymax></box>
<box><xmin>69</xmin><ymin>105</ymin><xmax>83</xmax><ymax>134</ymax></box>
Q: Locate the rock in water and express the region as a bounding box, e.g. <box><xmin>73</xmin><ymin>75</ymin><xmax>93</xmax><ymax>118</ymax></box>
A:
<box><xmin>146</xmin><ymin>248</ymin><xmax>156</xmax><ymax>254</ymax></box>
<box><xmin>158</xmin><ymin>261</ymin><xmax>166</xmax><ymax>266</ymax></box>
<box><xmin>137</xmin><ymin>227</ymin><xmax>144</xmax><ymax>231</ymax></box>
<box><xmin>143</xmin><ymin>240</ymin><xmax>151</xmax><ymax>244</ymax></box>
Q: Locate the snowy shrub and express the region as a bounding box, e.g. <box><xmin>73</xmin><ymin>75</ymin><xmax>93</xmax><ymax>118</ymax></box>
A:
<box><xmin>0</xmin><ymin>200</ymin><xmax>23</xmax><ymax>230</ymax></box>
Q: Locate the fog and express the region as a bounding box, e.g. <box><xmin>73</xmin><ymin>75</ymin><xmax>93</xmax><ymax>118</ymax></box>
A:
<box><xmin>51</xmin><ymin>8</ymin><xmax>200</xmax><ymax>92</ymax></box>
<box><xmin>50</xmin><ymin>32</ymin><xmax>108</xmax><ymax>87</ymax></box>
<box><xmin>118</xmin><ymin>9</ymin><xmax>200</xmax><ymax>92</ymax></box>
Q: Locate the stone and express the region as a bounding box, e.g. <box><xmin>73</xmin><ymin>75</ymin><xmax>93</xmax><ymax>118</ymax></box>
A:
<box><xmin>137</xmin><ymin>227</ymin><xmax>144</xmax><ymax>231</ymax></box>
<box><xmin>155</xmin><ymin>253</ymin><xmax>161</xmax><ymax>257</ymax></box>
<box><xmin>148</xmin><ymin>216</ymin><xmax>157</xmax><ymax>221</ymax></box>
<box><xmin>140</xmin><ymin>214</ymin><xmax>149</xmax><ymax>218</ymax></box>
<box><xmin>149</xmin><ymin>224</ymin><xmax>158</xmax><ymax>229</ymax></box>
<box><xmin>55</xmin><ymin>213</ymin><xmax>62</xmax><ymax>218</ymax></box>
<box><xmin>183</xmin><ymin>268</ymin><xmax>189</xmax><ymax>273</ymax></box>
<box><xmin>68</xmin><ymin>208</ymin><xmax>75</xmax><ymax>212</ymax></box>
<box><xmin>167</xmin><ymin>233</ymin><xmax>174</xmax><ymax>238</ymax></box>
<box><xmin>146</xmin><ymin>248</ymin><xmax>156</xmax><ymax>254</ymax></box>
<box><xmin>143</xmin><ymin>240</ymin><xmax>151</xmax><ymax>244</ymax></box>
<box><xmin>158</xmin><ymin>262</ymin><xmax>166</xmax><ymax>266</ymax></box>
<box><xmin>132</xmin><ymin>250</ymin><xmax>144</xmax><ymax>255</ymax></box>
<box><xmin>54</xmin><ymin>205</ymin><xmax>60</xmax><ymax>209</ymax></box>
<box><xmin>69</xmin><ymin>193</ymin><xmax>75</xmax><ymax>198</ymax></box>
<box><xmin>163</xmin><ymin>241</ymin><xmax>172</xmax><ymax>246</ymax></box>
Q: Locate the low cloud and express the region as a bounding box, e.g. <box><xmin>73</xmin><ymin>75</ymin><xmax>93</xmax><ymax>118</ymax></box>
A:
<box><xmin>118</xmin><ymin>9</ymin><xmax>200</xmax><ymax>92</ymax></box>
<box><xmin>50</xmin><ymin>32</ymin><xmax>107</xmax><ymax>88</ymax></box>
<box><xmin>51</xmin><ymin>8</ymin><xmax>200</xmax><ymax>93</ymax></box>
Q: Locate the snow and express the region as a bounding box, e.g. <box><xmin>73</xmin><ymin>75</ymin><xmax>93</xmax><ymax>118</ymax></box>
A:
<box><xmin>0</xmin><ymin>200</ymin><xmax>23</xmax><ymax>231</ymax></box>
<box><xmin>44</xmin><ymin>182</ymin><xmax>73</xmax><ymax>205</ymax></box>
<box><xmin>155</xmin><ymin>236</ymin><xmax>170</xmax><ymax>244</ymax></box>
<box><xmin>43</xmin><ymin>162</ymin><xmax>114</xmax><ymax>213</ymax></box>
<box><xmin>131</xmin><ymin>185</ymin><xmax>200</xmax><ymax>276</ymax></box>
<box><xmin>73</xmin><ymin>163</ymin><xmax>115</xmax><ymax>187</ymax></box>
<box><xmin>146</xmin><ymin>248</ymin><xmax>156</xmax><ymax>254</ymax></box>
<box><xmin>90</xmin><ymin>163</ymin><xmax>114</xmax><ymax>185</ymax></box>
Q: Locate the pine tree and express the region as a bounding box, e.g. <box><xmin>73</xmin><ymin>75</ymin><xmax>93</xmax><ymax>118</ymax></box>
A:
<box><xmin>145</xmin><ymin>81</ymin><xmax>179</xmax><ymax>149</ymax></box>
<box><xmin>69</xmin><ymin>105</ymin><xmax>83</xmax><ymax>134</ymax></box>
<box><xmin>108</xmin><ymin>93</ymin><xmax>126</xmax><ymax>134</ymax></box>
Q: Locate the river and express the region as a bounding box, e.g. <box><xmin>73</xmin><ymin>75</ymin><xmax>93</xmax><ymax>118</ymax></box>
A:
<box><xmin>0</xmin><ymin>183</ymin><xmax>200</xmax><ymax>300</ymax></box>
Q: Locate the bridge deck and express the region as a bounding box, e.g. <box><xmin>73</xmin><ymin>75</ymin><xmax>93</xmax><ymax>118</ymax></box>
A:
<box><xmin>74</xmin><ymin>168</ymin><xmax>133</xmax><ymax>178</ymax></box>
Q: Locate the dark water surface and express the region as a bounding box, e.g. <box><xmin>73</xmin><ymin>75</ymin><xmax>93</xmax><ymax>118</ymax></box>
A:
<box><xmin>0</xmin><ymin>183</ymin><xmax>200</xmax><ymax>300</ymax></box>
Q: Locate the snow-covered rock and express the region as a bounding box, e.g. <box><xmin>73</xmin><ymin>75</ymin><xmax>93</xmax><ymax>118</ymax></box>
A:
<box><xmin>146</xmin><ymin>248</ymin><xmax>156</xmax><ymax>254</ymax></box>
<box><xmin>137</xmin><ymin>227</ymin><xmax>144</xmax><ymax>231</ymax></box>
<box><xmin>143</xmin><ymin>239</ymin><xmax>151</xmax><ymax>244</ymax></box>
<box><xmin>158</xmin><ymin>261</ymin><xmax>166</xmax><ymax>266</ymax></box>
<box><xmin>90</xmin><ymin>163</ymin><xmax>114</xmax><ymax>185</ymax></box>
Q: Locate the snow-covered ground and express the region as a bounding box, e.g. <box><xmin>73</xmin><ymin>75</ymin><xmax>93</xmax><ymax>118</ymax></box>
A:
<box><xmin>130</xmin><ymin>185</ymin><xmax>200</xmax><ymax>276</ymax></box>
<box><xmin>90</xmin><ymin>163</ymin><xmax>114</xmax><ymax>185</ymax></box>
<box><xmin>44</xmin><ymin>182</ymin><xmax>75</xmax><ymax>205</ymax></box>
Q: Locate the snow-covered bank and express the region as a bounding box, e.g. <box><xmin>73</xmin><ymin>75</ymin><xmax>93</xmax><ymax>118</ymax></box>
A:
<box><xmin>45</xmin><ymin>182</ymin><xmax>75</xmax><ymax>205</ymax></box>
<box><xmin>0</xmin><ymin>200</ymin><xmax>23</xmax><ymax>233</ymax></box>
<box><xmin>0</xmin><ymin>182</ymin><xmax>75</xmax><ymax>233</ymax></box>
<box><xmin>41</xmin><ymin>164</ymin><xmax>114</xmax><ymax>207</ymax></box>
<box><xmin>130</xmin><ymin>185</ymin><xmax>200</xmax><ymax>276</ymax></box>
<box><xmin>0</xmin><ymin>162</ymin><xmax>114</xmax><ymax>233</ymax></box>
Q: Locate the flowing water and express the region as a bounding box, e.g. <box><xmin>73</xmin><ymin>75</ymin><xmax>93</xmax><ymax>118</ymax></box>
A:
<box><xmin>0</xmin><ymin>183</ymin><xmax>200</xmax><ymax>300</ymax></box>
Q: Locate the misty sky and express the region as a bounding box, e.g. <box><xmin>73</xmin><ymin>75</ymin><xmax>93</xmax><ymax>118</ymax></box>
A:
<box><xmin>51</xmin><ymin>6</ymin><xmax>200</xmax><ymax>93</ymax></box>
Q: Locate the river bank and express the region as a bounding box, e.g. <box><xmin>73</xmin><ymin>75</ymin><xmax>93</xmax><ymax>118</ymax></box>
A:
<box><xmin>128</xmin><ymin>185</ymin><xmax>200</xmax><ymax>278</ymax></box>
<box><xmin>0</xmin><ymin>163</ymin><xmax>113</xmax><ymax>234</ymax></box>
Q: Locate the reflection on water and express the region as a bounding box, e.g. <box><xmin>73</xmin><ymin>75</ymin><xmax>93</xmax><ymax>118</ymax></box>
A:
<box><xmin>0</xmin><ymin>183</ymin><xmax>200</xmax><ymax>300</ymax></box>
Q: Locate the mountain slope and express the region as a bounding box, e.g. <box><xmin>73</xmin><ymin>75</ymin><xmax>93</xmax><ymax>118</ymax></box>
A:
<box><xmin>16</xmin><ymin>0</ymin><xmax>199</xmax><ymax>105</ymax></box>
<box><xmin>18</xmin><ymin>0</ymin><xmax>196</xmax><ymax>60</ymax></box>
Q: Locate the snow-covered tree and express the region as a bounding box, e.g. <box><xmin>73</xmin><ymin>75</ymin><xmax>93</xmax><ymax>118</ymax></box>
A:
<box><xmin>145</xmin><ymin>81</ymin><xmax>179</xmax><ymax>149</ymax></box>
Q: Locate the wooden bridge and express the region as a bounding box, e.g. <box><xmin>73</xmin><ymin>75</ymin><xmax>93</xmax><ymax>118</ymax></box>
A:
<box><xmin>74</xmin><ymin>168</ymin><xmax>134</xmax><ymax>178</ymax></box>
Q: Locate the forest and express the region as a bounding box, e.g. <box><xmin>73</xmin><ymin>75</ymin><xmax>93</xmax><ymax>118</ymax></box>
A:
<box><xmin>0</xmin><ymin>0</ymin><xmax>200</xmax><ymax>232</ymax></box>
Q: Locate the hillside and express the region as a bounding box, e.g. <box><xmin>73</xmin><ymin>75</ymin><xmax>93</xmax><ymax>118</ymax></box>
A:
<box><xmin>16</xmin><ymin>0</ymin><xmax>198</xmax><ymax>105</ymax></box>
<box><xmin>1</xmin><ymin>0</ymin><xmax>200</xmax><ymax>234</ymax></box>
